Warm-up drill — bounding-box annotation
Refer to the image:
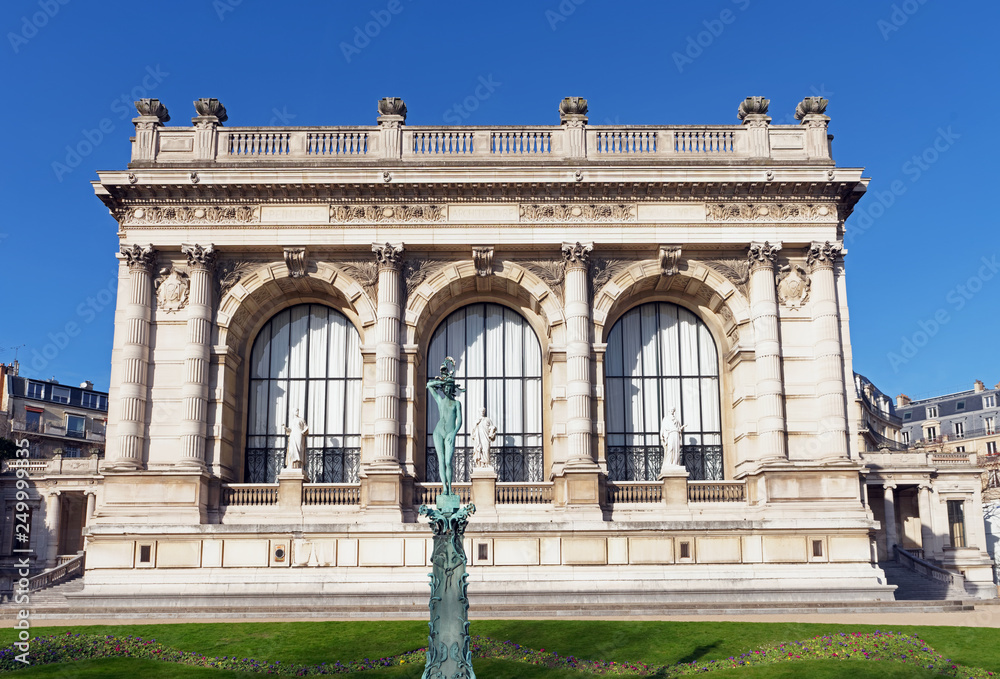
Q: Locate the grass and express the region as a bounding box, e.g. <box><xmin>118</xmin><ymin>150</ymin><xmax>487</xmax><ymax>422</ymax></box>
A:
<box><xmin>1</xmin><ymin>620</ymin><xmax>997</xmax><ymax>677</ymax></box>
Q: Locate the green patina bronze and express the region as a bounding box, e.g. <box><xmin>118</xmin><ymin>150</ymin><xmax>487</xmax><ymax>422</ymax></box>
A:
<box><xmin>420</xmin><ymin>356</ymin><xmax>476</xmax><ymax>679</ymax></box>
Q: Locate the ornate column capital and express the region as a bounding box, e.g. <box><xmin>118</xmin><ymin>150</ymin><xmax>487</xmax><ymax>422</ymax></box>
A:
<box><xmin>807</xmin><ymin>240</ymin><xmax>844</xmax><ymax>270</ymax></box>
<box><xmin>561</xmin><ymin>241</ymin><xmax>593</xmax><ymax>269</ymax></box>
<box><xmin>181</xmin><ymin>243</ymin><xmax>217</xmax><ymax>271</ymax></box>
<box><xmin>372</xmin><ymin>242</ymin><xmax>404</xmax><ymax>270</ymax></box>
<box><xmin>658</xmin><ymin>245</ymin><xmax>682</xmax><ymax>277</ymax></box>
<box><xmin>747</xmin><ymin>241</ymin><xmax>781</xmax><ymax>271</ymax></box>
<box><xmin>883</xmin><ymin>481</ymin><xmax>897</xmax><ymax>491</ymax></box>
<box><xmin>121</xmin><ymin>244</ymin><xmax>157</xmax><ymax>273</ymax></box>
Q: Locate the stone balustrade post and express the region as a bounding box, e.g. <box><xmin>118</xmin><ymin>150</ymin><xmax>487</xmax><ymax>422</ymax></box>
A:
<box><xmin>371</xmin><ymin>242</ymin><xmax>404</xmax><ymax>468</ymax></box>
<box><xmin>748</xmin><ymin>241</ymin><xmax>787</xmax><ymax>461</ymax></box>
<box><xmin>192</xmin><ymin>98</ymin><xmax>227</xmax><ymax>161</ymax></box>
<box><xmin>131</xmin><ymin>99</ymin><xmax>169</xmax><ymax>162</ymax></box>
<box><xmin>177</xmin><ymin>244</ymin><xmax>217</xmax><ymax>468</ymax></box>
<box><xmin>807</xmin><ymin>241</ymin><xmax>849</xmax><ymax>459</ymax></box>
<box><xmin>562</xmin><ymin>242</ymin><xmax>596</xmax><ymax>468</ymax></box>
<box><xmin>377</xmin><ymin>97</ymin><xmax>406</xmax><ymax>160</ymax></box>
<box><xmin>108</xmin><ymin>244</ymin><xmax>156</xmax><ymax>471</ymax></box>
<box><xmin>559</xmin><ymin>97</ymin><xmax>588</xmax><ymax>159</ymax></box>
<box><xmin>737</xmin><ymin>96</ymin><xmax>771</xmax><ymax>158</ymax></box>
<box><xmin>796</xmin><ymin>96</ymin><xmax>831</xmax><ymax>160</ymax></box>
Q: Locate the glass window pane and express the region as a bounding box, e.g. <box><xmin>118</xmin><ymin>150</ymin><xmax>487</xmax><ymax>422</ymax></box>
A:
<box><xmin>309</xmin><ymin>305</ymin><xmax>329</xmax><ymax>378</ymax></box>
<box><xmin>269</xmin><ymin>309</ymin><xmax>290</xmax><ymax>378</ymax></box>
<box><xmin>288</xmin><ymin>305</ymin><xmax>310</xmax><ymax>379</ymax></box>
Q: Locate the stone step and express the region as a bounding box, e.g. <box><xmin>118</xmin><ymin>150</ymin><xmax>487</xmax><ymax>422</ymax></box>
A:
<box><xmin>879</xmin><ymin>562</ymin><xmax>968</xmax><ymax>600</ymax></box>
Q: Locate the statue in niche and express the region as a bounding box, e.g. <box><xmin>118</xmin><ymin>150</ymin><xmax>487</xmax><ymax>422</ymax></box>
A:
<box><xmin>426</xmin><ymin>357</ymin><xmax>464</xmax><ymax>496</ymax></box>
<box><xmin>284</xmin><ymin>409</ymin><xmax>308</xmax><ymax>471</ymax></box>
<box><xmin>659</xmin><ymin>407</ymin><xmax>687</xmax><ymax>473</ymax></box>
<box><xmin>471</xmin><ymin>408</ymin><xmax>497</xmax><ymax>470</ymax></box>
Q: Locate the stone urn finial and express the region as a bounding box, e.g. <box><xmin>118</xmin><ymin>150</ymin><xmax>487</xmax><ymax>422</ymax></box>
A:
<box><xmin>193</xmin><ymin>98</ymin><xmax>228</xmax><ymax>123</ymax></box>
<box><xmin>737</xmin><ymin>96</ymin><xmax>770</xmax><ymax>122</ymax></box>
<box><xmin>795</xmin><ymin>96</ymin><xmax>829</xmax><ymax>121</ymax></box>
<box><xmin>377</xmin><ymin>97</ymin><xmax>407</xmax><ymax>121</ymax></box>
<box><xmin>559</xmin><ymin>97</ymin><xmax>588</xmax><ymax>125</ymax></box>
<box><xmin>134</xmin><ymin>98</ymin><xmax>170</xmax><ymax>123</ymax></box>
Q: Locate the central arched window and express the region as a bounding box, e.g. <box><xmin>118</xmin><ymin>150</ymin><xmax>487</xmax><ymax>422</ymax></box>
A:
<box><xmin>246</xmin><ymin>304</ymin><xmax>361</xmax><ymax>483</ymax></box>
<box><xmin>605</xmin><ymin>302</ymin><xmax>723</xmax><ymax>481</ymax></box>
<box><xmin>426</xmin><ymin>303</ymin><xmax>543</xmax><ymax>483</ymax></box>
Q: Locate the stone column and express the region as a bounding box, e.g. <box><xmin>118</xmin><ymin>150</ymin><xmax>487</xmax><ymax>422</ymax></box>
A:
<box><xmin>107</xmin><ymin>244</ymin><xmax>156</xmax><ymax>471</ymax></box>
<box><xmin>177</xmin><ymin>244</ymin><xmax>217</xmax><ymax>468</ymax></box>
<box><xmin>748</xmin><ymin>241</ymin><xmax>787</xmax><ymax>461</ymax></box>
<box><xmin>44</xmin><ymin>491</ymin><xmax>61</xmax><ymax>566</ymax></box>
<box><xmin>562</xmin><ymin>242</ymin><xmax>595</xmax><ymax>467</ymax></box>
<box><xmin>371</xmin><ymin>243</ymin><xmax>405</xmax><ymax>469</ymax></box>
<box><xmin>85</xmin><ymin>491</ymin><xmax>97</xmax><ymax>525</ymax></box>
<box><xmin>917</xmin><ymin>482</ymin><xmax>935</xmax><ymax>557</ymax></box>
<box><xmin>883</xmin><ymin>483</ymin><xmax>898</xmax><ymax>556</ymax></box>
<box><xmin>807</xmin><ymin>241</ymin><xmax>849</xmax><ymax>459</ymax></box>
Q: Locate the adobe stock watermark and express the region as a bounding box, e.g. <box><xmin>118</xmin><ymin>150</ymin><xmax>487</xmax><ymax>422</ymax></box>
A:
<box><xmin>672</xmin><ymin>0</ymin><xmax>751</xmax><ymax>73</ymax></box>
<box><xmin>886</xmin><ymin>254</ymin><xmax>999</xmax><ymax>372</ymax></box>
<box><xmin>213</xmin><ymin>0</ymin><xmax>242</xmax><ymax>21</ymax></box>
<box><xmin>10</xmin><ymin>437</ymin><xmax>34</xmax><ymax>665</ymax></box>
<box><xmin>7</xmin><ymin>0</ymin><xmax>70</xmax><ymax>54</ymax></box>
<box><xmin>545</xmin><ymin>0</ymin><xmax>586</xmax><ymax>31</ymax></box>
<box><xmin>845</xmin><ymin>125</ymin><xmax>959</xmax><ymax>243</ymax></box>
<box><xmin>51</xmin><ymin>65</ymin><xmax>169</xmax><ymax>182</ymax></box>
<box><xmin>442</xmin><ymin>76</ymin><xmax>502</xmax><ymax>124</ymax></box>
<box><xmin>877</xmin><ymin>0</ymin><xmax>929</xmax><ymax>40</ymax></box>
<box><xmin>340</xmin><ymin>0</ymin><xmax>414</xmax><ymax>63</ymax></box>
<box><xmin>268</xmin><ymin>107</ymin><xmax>296</xmax><ymax>125</ymax></box>
<box><xmin>28</xmin><ymin>276</ymin><xmax>118</xmax><ymax>373</ymax></box>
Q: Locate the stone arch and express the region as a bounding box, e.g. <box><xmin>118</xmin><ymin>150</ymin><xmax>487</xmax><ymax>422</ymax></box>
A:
<box><xmin>593</xmin><ymin>259</ymin><xmax>752</xmax><ymax>354</ymax></box>
<box><xmin>404</xmin><ymin>259</ymin><xmax>566</xmax><ymax>346</ymax></box>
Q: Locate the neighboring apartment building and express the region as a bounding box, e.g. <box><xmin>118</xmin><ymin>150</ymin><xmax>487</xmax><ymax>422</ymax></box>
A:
<box><xmin>897</xmin><ymin>381</ymin><xmax>1000</xmax><ymax>455</ymax></box>
<box><xmin>0</xmin><ymin>362</ymin><xmax>106</xmax><ymax>596</ymax></box>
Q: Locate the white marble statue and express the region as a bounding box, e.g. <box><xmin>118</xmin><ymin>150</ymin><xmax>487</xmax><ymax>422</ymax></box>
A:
<box><xmin>284</xmin><ymin>409</ymin><xmax>308</xmax><ymax>470</ymax></box>
<box><xmin>659</xmin><ymin>407</ymin><xmax>687</xmax><ymax>473</ymax></box>
<box><xmin>471</xmin><ymin>408</ymin><xmax>497</xmax><ymax>469</ymax></box>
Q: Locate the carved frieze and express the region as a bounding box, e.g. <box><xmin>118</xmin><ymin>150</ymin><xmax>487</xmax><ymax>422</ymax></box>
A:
<box><xmin>155</xmin><ymin>267</ymin><xmax>190</xmax><ymax>313</ymax></box>
<box><xmin>776</xmin><ymin>265</ymin><xmax>810</xmax><ymax>309</ymax></box>
<box><xmin>283</xmin><ymin>248</ymin><xmax>307</xmax><ymax>279</ymax></box>
<box><xmin>520</xmin><ymin>204</ymin><xmax>635</xmax><ymax>222</ymax></box>
<box><xmin>330</xmin><ymin>205</ymin><xmax>445</xmax><ymax>223</ymax></box>
<box><xmin>705</xmin><ymin>203</ymin><xmax>835</xmax><ymax>222</ymax></box>
<box><xmin>125</xmin><ymin>206</ymin><xmax>259</xmax><ymax>225</ymax></box>
<box><xmin>659</xmin><ymin>245</ymin><xmax>682</xmax><ymax>277</ymax></box>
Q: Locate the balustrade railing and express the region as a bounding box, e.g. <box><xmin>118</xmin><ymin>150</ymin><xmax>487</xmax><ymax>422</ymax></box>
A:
<box><xmin>931</xmin><ymin>453</ymin><xmax>975</xmax><ymax>465</ymax></box>
<box><xmin>491</xmin><ymin>130</ymin><xmax>552</xmax><ymax>155</ymax></box>
<box><xmin>894</xmin><ymin>545</ymin><xmax>961</xmax><ymax>586</ymax></box>
<box><xmin>415</xmin><ymin>483</ymin><xmax>471</xmax><ymax>506</ymax></box>
<box><xmin>28</xmin><ymin>553</ymin><xmax>84</xmax><ymax>592</ymax></box>
<box><xmin>221</xmin><ymin>483</ymin><xmax>278</xmax><ymax>506</ymax></box>
<box><xmin>306</xmin><ymin>131</ymin><xmax>369</xmax><ymax>156</ymax></box>
<box><xmin>302</xmin><ymin>483</ymin><xmax>361</xmax><ymax>506</ymax></box>
<box><xmin>495</xmin><ymin>483</ymin><xmax>553</xmax><ymax>504</ymax></box>
<box><xmin>606</xmin><ymin>482</ymin><xmax>662</xmax><ymax>504</ymax></box>
<box><xmin>673</xmin><ymin>129</ymin><xmax>736</xmax><ymax>153</ymax></box>
<box><xmin>592</xmin><ymin>130</ymin><xmax>657</xmax><ymax>154</ymax></box>
<box><xmin>410</xmin><ymin>130</ymin><xmax>475</xmax><ymax>155</ymax></box>
<box><xmin>227</xmin><ymin>131</ymin><xmax>291</xmax><ymax>156</ymax></box>
<box><xmin>687</xmin><ymin>481</ymin><xmax>746</xmax><ymax>502</ymax></box>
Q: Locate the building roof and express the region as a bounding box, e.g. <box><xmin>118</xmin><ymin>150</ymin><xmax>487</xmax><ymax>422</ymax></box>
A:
<box><xmin>10</xmin><ymin>375</ymin><xmax>108</xmax><ymax>413</ymax></box>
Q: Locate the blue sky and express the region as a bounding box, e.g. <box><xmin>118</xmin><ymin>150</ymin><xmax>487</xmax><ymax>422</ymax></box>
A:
<box><xmin>1</xmin><ymin>0</ymin><xmax>997</xmax><ymax>400</ymax></box>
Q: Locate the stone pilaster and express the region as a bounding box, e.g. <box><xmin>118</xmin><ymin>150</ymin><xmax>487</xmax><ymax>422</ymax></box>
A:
<box><xmin>132</xmin><ymin>99</ymin><xmax>169</xmax><ymax>162</ymax></box>
<box><xmin>371</xmin><ymin>243</ymin><xmax>404</xmax><ymax>469</ymax></box>
<box><xmin>192</xmin><ymin>98</ymin><xmax>227</xmax><ymax>161</ymax></box>
<box><xmin>748</xmin><ymin>241</ymin><xmax>787</xmax><ymax>461</ymax></box>
<box><xmin>559</xmin><ymin>97</ymin><xmax>588</xmax><ymax>159</ymax></box>
<box><xmin>107</xmin><ymin>244</ymin><xmax>156</xmax><ymax>471</ymax></box>
<box><xmin>177</xmin><ymin>244</ymin><xmax>217</xmax><ymax>468</ymax></box>
<box><xmin>562</xmin><ymin>241</ymin><xmax>595</xmax><ymax>468</ymax></box>
<box><xmin>807</xmin><ymin>241</ymin><xmax>848</xmax><ymax>459</ymax></box>
<box><xmin>737</xmin><ymin>96</ymin><xmax>771</xmax><ymax>158</ymax></box>
<box><xmin>377</xmin><ymin>97</ymin><xmax>406</xmax><ymax>160</ymax></box>
<box><xmin>796</xmin><ymin>96</ymin><xmax>831</xmax><ymax>160</ymax></box>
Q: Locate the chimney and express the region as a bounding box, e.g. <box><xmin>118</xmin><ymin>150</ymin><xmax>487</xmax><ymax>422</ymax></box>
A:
<box><xmin>974</xmin><ymin>379</ymin><xmax>985</xmax><ymax>393</ymax></box>
<box><xmin>80</xmin><ymin>380</ymin><xmax>94</xmax><ymax>390</ymax></box>
<box><xmin>896</xmin><ymin>394</ymin><xmax>911</xmax><ymax>407</ymax></box>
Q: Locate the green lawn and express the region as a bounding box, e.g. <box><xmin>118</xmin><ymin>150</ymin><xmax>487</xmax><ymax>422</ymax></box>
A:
<box><xmin>1</xmin><ymin>620</ymin><xmax>996</xmax><ymax>677</ymax></box>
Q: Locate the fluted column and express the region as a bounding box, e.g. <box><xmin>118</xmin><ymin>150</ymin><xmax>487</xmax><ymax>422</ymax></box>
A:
<box><xmin>562</xmin><ymin>242</ymin><xmax>596</xmax><ymax>467</ymax></box>
<box><xmin>177</xmin><ymin>244</ymin><xmax>216</xmax><ymax>468</ymax></box>
<box><xmin>748</xmin><ymin>241</ymin><xmax>787</xmax><ymax>461</ymax></box>
<box><xmin>883</xmin><ymin>483</ymin><xmax>898</xmax><ymax>555</ymax></box>
<box><xmin>808</xmin><ymin>241</ymin><xmax>849</xmax><ymax>459</ymax></box>
<box><xmin>371</xmin><ymin>243</ymin><xmax>404</xmax><ymax>467</ymax></box>
<box><xmin>108</xmin><ymin>244</ymin><xmax>156</xmax><ymax>471</ymax></box>
<box><xmin>44</xmin><ymin>491</ymin><xmax>61</xmax><ymax>566</ymax></box>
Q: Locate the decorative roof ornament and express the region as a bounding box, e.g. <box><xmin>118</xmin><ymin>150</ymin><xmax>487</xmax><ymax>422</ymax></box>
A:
<box><xmin>795</xmin><ymin>96</ymin><xmax>829</xmax><ymax>121</ymax></box>
<box><xmin>134</xmin><ymin>98</ymin><xmax>169</xmax><ymax>123</ymax></box>
<box><xmin>737</xmin><ymin>96</ymin><xmax>770</xmax><ymax>123</ymax></box>
<box><xmin>193</xmin><ymin>98</ymin><xmax>228</xmax><ymax>123</ymax></box>
<box><xmin>559</xmin><ymin>97</ymin><xmax>588</xmax><ymax>125</ymax></box>
<box><xmin>377</xmin><ymin>97</ymin><xmax>407</xmax><ymax>121</ymax></box>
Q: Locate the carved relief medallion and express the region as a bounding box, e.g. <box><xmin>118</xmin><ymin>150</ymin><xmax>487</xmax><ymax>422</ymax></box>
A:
<box><xmin>156</xmin><ymin>268</ymin><xmax>190</xmax><ymax>313</ymax></box>
<box><xmin>776</xmin><ymin>265</ymin><xmax>810</xmax><ymax>308</ymax></box>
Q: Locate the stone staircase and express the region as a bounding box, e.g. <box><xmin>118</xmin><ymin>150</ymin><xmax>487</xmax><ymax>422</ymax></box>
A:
<box><xmin>879</xmin><ymin>560</ymin><xmax>969</xmax><ymax>600</ymax></box>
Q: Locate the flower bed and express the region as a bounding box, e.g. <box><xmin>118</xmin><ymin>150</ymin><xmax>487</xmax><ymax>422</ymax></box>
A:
<box><xmin>0</xmin><ymin>631</ymin><xmax>994</xmax><ymax>676</ymax></box>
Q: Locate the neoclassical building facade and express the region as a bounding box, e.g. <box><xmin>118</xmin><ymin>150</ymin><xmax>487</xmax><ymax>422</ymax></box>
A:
<box><xmin>76</xmin><ymin>95</ymin><xmax>994</xmax><ymax>608</ymax></box>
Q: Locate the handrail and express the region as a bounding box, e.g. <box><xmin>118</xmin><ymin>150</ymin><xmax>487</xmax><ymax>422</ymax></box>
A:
<box><xmin>893</xmin><ymin>545</ymin><xmax>961</xmax><ymax>586</ymax></box>
<box><xmin>27</xmin><ymin>553</ymin><xmax>85</xmax><ymax>592</ymax></box>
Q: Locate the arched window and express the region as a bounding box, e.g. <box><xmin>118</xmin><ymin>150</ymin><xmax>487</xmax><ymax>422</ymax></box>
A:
<box><xmin>426</xmin><ymin>303</ymin><xmax>543</xmax><ymax>483</ymax></box>
<box><xmin>246</xmin><ymin>304</ymin><xmax>361</xmax><ymax>483</ymax></box>
<box><xmin>604</xmin><ymin>302</ymin><xmax>722</xmax><ymax>481</ymax></box>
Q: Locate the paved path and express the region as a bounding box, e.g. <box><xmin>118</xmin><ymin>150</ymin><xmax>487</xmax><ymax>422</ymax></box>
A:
<box><xmin>21</xmin><ymin>607</ymin><xmax>1000</xmax><ymax>628</ymax></box>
